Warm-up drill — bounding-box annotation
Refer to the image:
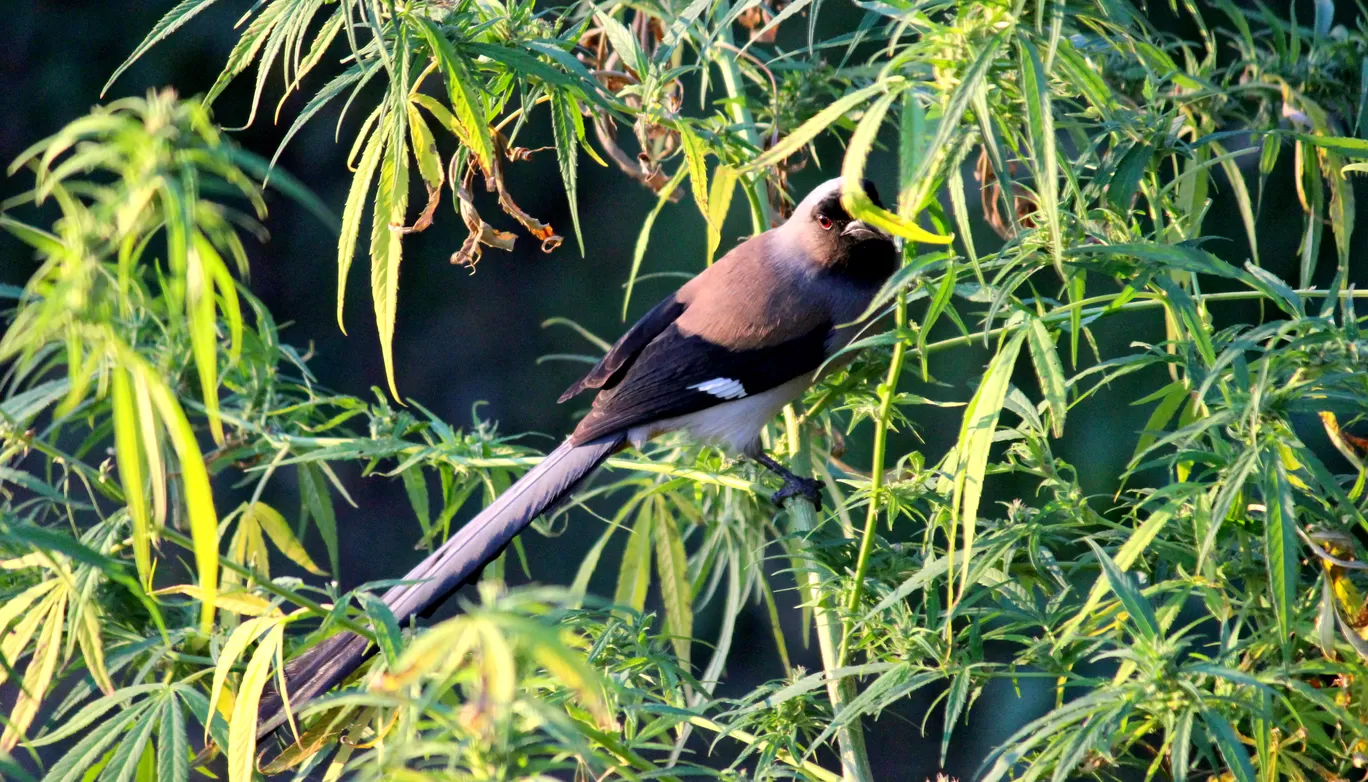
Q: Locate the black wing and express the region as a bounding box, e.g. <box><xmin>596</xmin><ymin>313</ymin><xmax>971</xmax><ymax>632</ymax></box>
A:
<box><xmin>558</xmin><ymin>293</ymin><xmax>688</xmax><ymax>403</ymax></box>
<box><xmin>568</xmin><ymin>320</ymin><xmax>832</xmax><ymax>445</ymax></box>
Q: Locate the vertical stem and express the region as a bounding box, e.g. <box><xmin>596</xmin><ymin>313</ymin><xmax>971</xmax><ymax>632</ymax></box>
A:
<box><xmin>838</xmin><ymin>288</ymin><xmax>909</xmax><ymax>667</ymax></box>
<box><xmin>782</xmin><ymin>406</ymin><xmax>873</xmax><ymax>782</ymax></box>
<box><xmin>712</xmin><ymin>3</ymin><xmax>775</xmax><ymax>231</ymax></box>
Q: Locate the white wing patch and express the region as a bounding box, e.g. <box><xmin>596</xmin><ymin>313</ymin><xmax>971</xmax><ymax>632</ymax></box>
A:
<box><xmin>689</xmin><ymin>378</ymin><xmax>748</xmax><ymax>400</ymax></box>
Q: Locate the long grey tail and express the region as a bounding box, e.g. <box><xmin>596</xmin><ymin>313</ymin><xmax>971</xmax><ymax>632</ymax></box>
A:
<box><xmin>255</xmin><ymin>434</ymin><xmax>625</xmax><ymax>740</ymax></box>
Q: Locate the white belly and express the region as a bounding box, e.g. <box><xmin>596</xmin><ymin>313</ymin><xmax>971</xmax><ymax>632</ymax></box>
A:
<box><xmin>627</xmin><ymin>375</ymin><xmax>811</xmax><ymax>457</ymax></box>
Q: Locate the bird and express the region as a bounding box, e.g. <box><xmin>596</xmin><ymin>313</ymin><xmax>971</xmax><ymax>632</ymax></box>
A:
<box><xmin>254</xmin><ymin>176</ymin><xmax>899</xmax><ymax>741</ymax></box>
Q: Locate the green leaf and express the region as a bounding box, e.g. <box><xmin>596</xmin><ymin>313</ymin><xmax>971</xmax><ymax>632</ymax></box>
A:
<box><xmin>121</xmin><ymin>352</ymin><xmax>218</xmax><ymax>633</ymax></box>
<box><xmin>907</xmin><ymin>32</ymin><xmax>1007</xmax><ymax>193</ymax></box>
<box><xmin>250</xmin><ymin>501</ymin><xmax>326</xmax><ymax>576</ymax></box>
<box><xmin>1297</xmin><ymin>140</ymin><xmax>1325</xmax><ymax>288</ymax></box>
<box><xmin>1212</xmin><ymin>141</ymin><xmax>1260</xmax><ymax>268</ymax></box>
<box><xmin>705</xmin><ymin>164</ymin><xmax>739</xmax><ymax>266</ymax></box>
<box><xmin>300</xmin><ymin>464</ymin><xmax>339</xmax><ymax>575</ymax></box>
<box><xmin>679</xmin><ymin>124</ymin><xmax>710</xmax><ymax>228</ymax></box>
<box><xmin>336</xmin><ymin>117</ymin><xmax>387</xmax><ymax>333</ymax></box>
<box><xmin>40</xmin><ymin>702</ymin><xmax>148</xmax><ymax>782</ymax></box>
<box><xmin>406</xmin><ymin>103</ymin><xmax>444</xmax><ymax>193</ymax></box>
<box><xmin>415</xmin><ymin>19</ymin><xmax>494</xmax><ymax>173</ymax></box>
<box><xmin>594</xmin><ymin>10</ymin><xmax>648</xmax><ymax>79</ymax></box>
<box><xmin>103</xmin><ymin>0</ymin><xmax>223</xmax><ymax>95</ymax></box>
<box><xmin>1025</xmin><ymin>318</ymin><xmax>1067</xmax><ymax>438</ymax></box>
<box><xmin>111</xmin><ymin>369</ymin><xmax>151</xmax><ymax>587</ymax></box>
<box><xmin>653</xmin><ymin>501</ymin><xmax>693</xmax><ymax>665</ymax></box>
<box><xmin>614</xmin><ymin>503</ymin><xmax>653</xmax><ymax>612</ymax></box>
<box><xmin>370</xmin><ymin>108</ymin><xmax>410</xmax><ymax>400</ymax></box>
<box><xmin>1264</xmin><ymin>457</ymin><xmax>1300</xmax><ymax>659</ymax></box>
<box><xmin>1017</xmin><ymin>38</ymin><xmax>1063</xmax><ymax>279</ymax></box>
<box><xmin>157</xmin><ymin>693</ymin><xmax>188</xmax><ymax>782</ymax></box>
<box><xmin>1202</xmin><ymin>708</ymin><xmax>1256</xmax><ymax>782</ymax></box>
<box><xmin>841</xmin><ymin>88</ymin><xmax>953</xmax><ymax>244</ymax></box>
<box><xmin>400</xmin><ymin>466</ymin><xmax>431</xmax><ymax>542</ymax></box>
<box><xmin>1084</xmin><ymin>538</ymin><xmax>1159</xmax><ymax>643</ymax></box>
<box><xmin>550</xmin><ymin>90</ymin><xmax>584</xmax><ymax>256</ymax></box>
<box><xmin>102</xmin><ymin>698</ymin><xmax>157</xmax><ymax>782</ymax></box>
<box><xmin>227</xmin><ymin>626</ymin><xmax>282</xmax><ymax>782</ymax></box>
<box><xmin>940</xmin><ymin>670</ymin><xmax>970</xmax><ymax>766</ymax></box>
<box><xmin>917</xmin><ymin>262</ymin><xmax>958</xmax><ymax>378</ymax></box>
<box><xmin>952</xmin><ymin>329</ymin><xmax>1025</xmax><ymax>594</ymax></box>
<box><xmin>358</xmin><ymin>593</ymin><xmax>403</xmax><ymax>668</ymax></box>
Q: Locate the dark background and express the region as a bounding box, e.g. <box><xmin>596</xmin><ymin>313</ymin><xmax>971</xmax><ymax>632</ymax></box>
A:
<box><xmin>2</xmin><ymin>1</ymin><xmax>1364</xmax><ymax>779</ymax></box>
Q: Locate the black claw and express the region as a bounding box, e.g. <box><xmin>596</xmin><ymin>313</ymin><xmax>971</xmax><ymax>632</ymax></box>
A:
<box><xmin>771</xmin><ymin>475</ymin><xmax>823</xmax><ymax>511</ymax></box>
<box><xmin>753</xmin><ymin>453</ymin><xmax>823</xmax><ymax>510</ymax></box>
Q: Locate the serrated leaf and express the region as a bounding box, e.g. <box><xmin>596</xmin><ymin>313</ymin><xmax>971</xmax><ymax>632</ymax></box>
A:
<box><xmin>952</xmin><ymin>330</ymin><xmax>1025</xmax><ymax>596</ymax></box>
<box><xmin>679</xmin><ymin>124</ymin><xmax>710</xmax><ymax>227</ymax></box>
<box><xmin>358</xmin><ymin>593</ymin><xmax>403</xmax><ymax>668</ymax></box>
<box><xmin>336</xmin><ymin>116</ymin><xmax>386</xmax><ymax>333</ymax></box>
<box><xmin>841</xmin><ymin>88</ymin><xmax>953</xmax><ymax>244</ymax></box>
<box><xmin>102</xmin><ymin>698</ymin><xmax>156</xmax><ymax>782</ymax></box>
<box><xmin>300</xmin><ymin>464</ymin><xmax>339</xmax><ymax>575</ymax></box>
<box><xmin>1202</xmin><ymin>708</ymin><xmax>1256</xmax><ymax>782</ymax></box>
<box><xmin>614</xmin><ymin>503</ymin><xmax>653</xmax><ymax>612</ymax></box>
<box><xmin>39</xmin><ymin>701</ymin><xmax>148</xmax><ymax>782</ymax></box>
<box><xmin>111</xmin><ymin>369</ymin><xmax>151</xmax><ymax>587</ymax></box>
<box><xmin>705</xmin><ymin>164</ymin><xmax>738</xmax><ymax>265</ymax></box>
<box><xmin>1</xmin><ymin>593</ymin><xmax>65</xmax><ymax>751</ymax></box>
<box><xmin>1085</xmin><ymin>538</ymin><xmax>1159</xmax><ymax>643</ymax></box>
<box><xmin>227</xmin><ymin>625</ymin><xmax>282</xmax><ymax>782</ymax></box>
<box><xmin>250</xmin><ymin>502</ymin><xmax>325</xmax><ymax>576</ymax></box>
<box><xmin>1026</xmin><ymin>318</ymin><xmax>1067</xmax><ymax>437</ymax></box>
<box><xmin>1265</xmin><ymin>457</ymin><xmax>1300</xmax><ymax>659</ymax></box>
<box><xmin>370</xmin><ymin>109</ymin><xmax>410</xmax><ymax>400</ymax></box>
<box><xmin>653</xmin><ymin>500</ymin><xmax>693</xmax><ymax>664</ymax></box>
<box><xmin>549</xmin><ymin>89</ymin><xmax>585</xmax><ymax>255</ymax></box>
<box><xmin>206</xmin><ymin>617</ymin><xmax>273</xmax><ymax>745</ymax></box>
<box><xmin>157</xmin><ymin>693</ymin><xmax>188</xmax><ymax>782</ymax></box>
<box><xmin>104</xmin><ymin>0</ymin><xmax>223</xmax><ymax>95</ymax></box>
<box><xmin>1017</xmin><ymin>38</ymin><xmax>1063</xmax><ymax>278</ymax></box>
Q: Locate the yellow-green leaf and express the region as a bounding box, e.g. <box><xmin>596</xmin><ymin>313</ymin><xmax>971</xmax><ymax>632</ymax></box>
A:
<box><xmin>207</xmin><ymin>616</ymin><xmax>274</xmax><ymax>744</ymax></box>
<box><xmin>615</xmin><ymin>503</ymin><xmax>653</xmax><ymax>612</ymax></box>
<box><xmin>705</xmin><ymin>165</ymin><xmax>738</xmax><ymax>265</ymax></box>
<box><xmin>841</xmin><ymin>88</ymin><xmax>952</xmax><ymax>245</ymax></box>
<box><xmin>228</xmin><ymin>625</ymin><xmax>283</xmax><ymax>782</ymax></box>
<box><xmin>653</xmin><ymin>498</ymin><xmax>693</xmax><ymax>664</ymax></box>
<box><xmin>337</xmin><ymin>120</ymin><xmax>386</xmax><ymax>333</ymax></box>
<box><xmin>1025</xmin><ymin>317</ymin><xmax>1067</xmax><ymax>437</ymax></box>
<box><xmin>370</xmin><ymin>111</ymin><xmax>410</xmax><ymax>400</ymax></box>
<box><xmin>953</xmin><ymin>330</ymin><xmax>1025</xmax><ymax>597</ymax></box>
<box><xmin>1</xmin><ymin>593</ymin><xmax>65</xmax><ymax>751</ymax></box>
<box><xmin>111</xmin><ymin>368</ymin><xmax>151</xmax><ymax>586</ymax></box>
<box><xmin>249</xmin><ymin>502</ymin><xmax>325</xmax><ymax>575</ymax></box>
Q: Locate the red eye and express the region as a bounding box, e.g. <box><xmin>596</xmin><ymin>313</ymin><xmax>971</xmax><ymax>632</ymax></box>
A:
<box><xmin>817</xmin><ymin>214</ymin><xmax>833</xmax><ymax>230</ymax></box>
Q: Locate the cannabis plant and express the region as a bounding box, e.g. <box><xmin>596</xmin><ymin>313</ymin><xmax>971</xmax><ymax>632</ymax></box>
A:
<box><xmin>4</xmin><ymin>0</ymin><xmax>1368</xmax><ymax>779</ymax></box>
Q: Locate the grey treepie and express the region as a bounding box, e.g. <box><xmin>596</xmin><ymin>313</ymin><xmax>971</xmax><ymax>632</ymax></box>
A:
<box><xmin>255</xmin><ymin>177</ymin><xmax>898</xmax><ymax>741</ymax></box>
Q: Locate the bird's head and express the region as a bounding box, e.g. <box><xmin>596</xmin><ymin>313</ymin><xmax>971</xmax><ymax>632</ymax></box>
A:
<box><xmin>783</xmin><ymin>178</ymin><xmax>896</xmax><ymax>285</ymax></box>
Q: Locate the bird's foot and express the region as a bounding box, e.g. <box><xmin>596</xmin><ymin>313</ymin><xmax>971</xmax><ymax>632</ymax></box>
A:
<box><xmin>771</xmin><ymin>474</ymin><xmax>823</xmax><ymax>511</ymax></box>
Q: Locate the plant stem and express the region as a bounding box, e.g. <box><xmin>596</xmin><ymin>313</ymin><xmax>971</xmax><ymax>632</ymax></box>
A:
<box><xmin>712</xmin><ymin>1</ymin><xmax>775</xmax><ymax>231</ymax></box>
<box><xmin>837</xmin><ymin>288</ymin><xmax>908</xmax><ymax>667</ymax></box>
<box><xmin>780</xmin><ymin>406</ymin><xmax>873</xmax><ymax>782</ymax></box>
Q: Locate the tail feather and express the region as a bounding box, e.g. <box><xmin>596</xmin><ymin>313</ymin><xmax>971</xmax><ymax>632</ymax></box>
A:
<box><xmin>255</xmin><ymin>434</ymin><xmax>624</xmax><ymax>740</ymax></box>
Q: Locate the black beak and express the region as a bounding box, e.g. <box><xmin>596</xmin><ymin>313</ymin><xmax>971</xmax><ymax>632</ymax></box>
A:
<box><xmin>841</xmin><ymin>220</ymin><xmax>887</xmax><ymax>242</ymax></box>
